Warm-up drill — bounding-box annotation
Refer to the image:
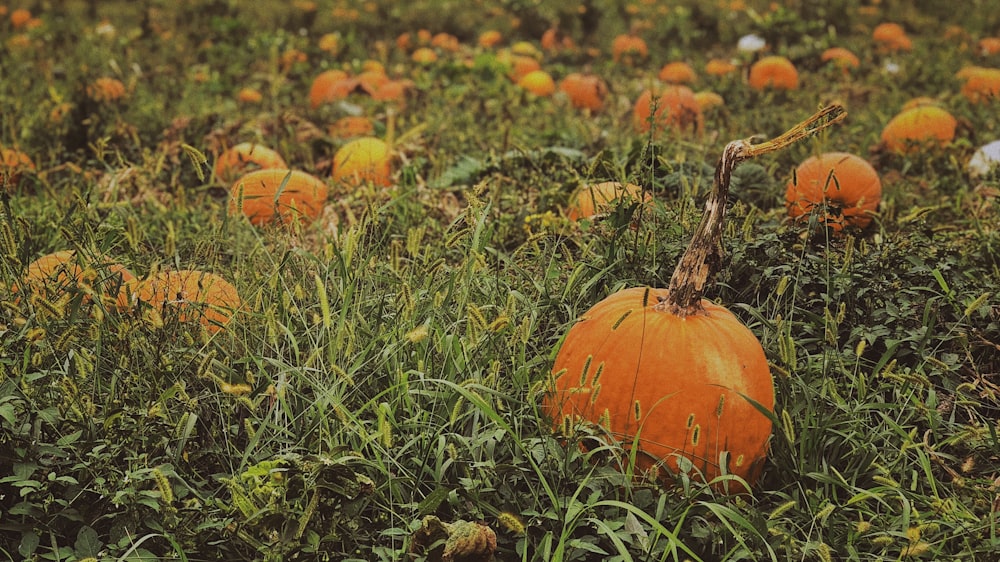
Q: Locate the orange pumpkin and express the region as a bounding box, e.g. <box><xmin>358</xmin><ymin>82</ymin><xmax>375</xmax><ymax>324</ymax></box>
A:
<box><xmin>693</xmin><ymin>91</ymin><xmax>725</xmax><ymax>112</ymax></box>
<box><xmin>658</xmin><ymin>61</ymin><xmax>697</xmax><ymax>84</ymax></box>
<box><xmin>411</xmin><ymin>47</ymin><xmax>438</xmax><ymax>64</ymax></box>
<box><xmin>958</xmin><ymin>66</ymin><xmax>1000</xmax><ymax>104</ymax></box>
<box><xmin>880</xmin><ymin>105</ymin><xmax>957</xmax><ymax>153</ymax></box>
<box><xmin>87</xmin><ymin>77</ymin><xmax>127</xmax><ymax>103</ymax></box>
<box><xmin>545</xmin><ymin>104</ymin><xmax>846</xmax><ymax>491</ymax></box>
<box><xmin>546</xmin><ymin>287</ymin><xmax>774</xmax><ymax>489</ymax></box>
<box><xmin>610</xmin><ymin>34</ymin><xmax>648</xmax><ymax>65</ymax></box>
<box><xmin>632</xmin><ymin>85</ymin><xmax>703</xmax><ymax>136</ymax></box>
<box><xmin>332</xmin><ymin>137</ymin><xmax>392</xmax><ymax>187</ymax></box>
<box><xmin>979</xmin><ymin>37</ymin><xmax>1000</xmax><ymax>56</ymax></box>
<box><xmin>328</xmin><ymin>116</ymin><xmax>376</xmax><ymax>138</ymax></box>
<box><xmin>820</xmin><ymin>47</ymin><xmax>860</xmax><ymax>72</ymax></box>
<box><xmin>748</xmin><ymin>56</ymin><xmax>799</xmax><ymax>91</ymax></box>
<box><xmin>558</xmin><ymin>72</ymin><xmax>609</xmax><ymax>112</ymax></box>
<box><xmin>228</xmin><ymin>169</ymin><xmax>329</xmax><ymax>226</ymax></box>
<box><xmin>705</xmin><ymin>58</ymin><xmax>738</xmax><ymax>77</ymax></box>
<box><xmin>506</xmin><ymin>55</ymin><xmax>541</xmax><ymax>82</ymax></box>
<box><xmin>785</xmin><ymin>152</ymin><xmax>882</xmax><ymax>232</ymax></box>
<box><xmin>237</xmin><ymin>88</ymin><xmax>263</xmax><ymax>104</ymax></box>
<box><xmin>12</xmin><ymin>250</ymin><xmax>134</xmax><ymax>307</ymax></box>
<box><xmin>872</xmin><ymin>22</ymin><xmax>913</xmax><ymax>52</ymax></box>
<box><xmin>565</xmin><ymin>182</ymin><xmax>650</xmax><ymax>221</ymax></box>
<box><xmin>1</xmin><ymin>147</ymin><xmax>35</xmax><ymax>192</ymax></box>
<box><xmin>127</xmin><ymin>270</ymin><xmax>240</xmax><ymax>334</ymax></box>
<box><xmin>478</xmin><ymin>30</ymin><xmax>502</xmax><ymax>49</ymax></box>
<box><xmin>308</xmin><ymin>69</ymin><xmax>354</xmax><ymax>109</ymax></box>
<box><xmin>214</xmin><ymin>143</ymin><xmax>288</xmax><ymax>184</ymax></box>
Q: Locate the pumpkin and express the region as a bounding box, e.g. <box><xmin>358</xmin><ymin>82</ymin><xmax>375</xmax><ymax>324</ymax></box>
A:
<box><xmin>705</xmin><ymin>58</ymin><xmax>738</xmax><ymax>77</ymax></box>
<box><xmin>958</xmin><ymin>66</ymin><xmax>1000</xmax><ymax>103</ymax></box>
<box><xmin>967</xmin><ymin>140</ymin><xmax>1000</xmax><ymax>178</ymax></box>
<box><xmin>545</xmin><ymin>105</ymin><xmax>846</xmax><ymax>491</ymax></box>
<box><xmin>12</xmin><ymin>250</ymin><xmax>134</xmax><ymax>307</ymax></box>
<box><xmin>820</xmin><ymin>47</ymin><xmax>860</xmax><ymax>73</ymax></box>
<box><xmin>214</xmin><ymin>143</ymin><xmax>288</xmax><ymax>184</ymax></box>
<box><xmin>228</xmin><ymin>169</ymin><xmax>329</xmax><ymax>226</ymax></box>
<box><xmin>478</xmin><ymin>30</ymin><xmax>502</xmax><ymax>49</ymax></box>
<box><xmin>565</xmin><ymin>182</ymin><xmax>650</xmax><ymax>221</ymax></box>
<box><xmin>658</xmin><ymin>61</ymin><xmax>697</xmax><ymax>84</ymax></box>
<box><xmin>558</xmin><ymin>72</ymin><xmax>609</xmax><ymax>112</ymax></box>
<box><xmin>693</xmin><ymin>91</ymin><xmax>725</xmax><ymax>112</ymax></box>
<box><xmin>880</xmin><ymin>105</ymin><xmax>957</xmax><ymax>153</ymax></box>
<box><xmin>329</xmin><ymin>116</ymin><xmax>376</xmax><ymax>138</ymax></box>
<box><xmin>785</xmin><ymin>152</ymin><xmax>882</xmax><ymax>233</ymax></box>
<box><xmin>87</xmin><ymin>77</ymin><xmax>127</xmax><ymax>103</ymax></box>
<box><xmin>979</xmin><ymin>37</ymin><xmax>1000</xmax><ymax>56</ymax></box>
<box><xmin>611</xmin><ymin>34</ymin><xmax>648</xmax><ymax>65</ymax></box>
<box><xmin>126</xmin><ymin>270</ymin><xmax>241</xmax><ymax>334</ymax></box>
<box><xmin>411</xmin><ymin>47</ymin><xmax>438</xmax><ymax>64</ymax></box>
<box><xmin>332</xmin><ymin>137</ymin><xmax>392</xmax><ymax>188</ymax></box>
<box><xmin>632</xmin><ymin>85</ymin><xmax>703</xmax><ymax>137</ymax></box>
<box><xmin>237</xmin><ymin>88</ymin><xmax>263</xmax><ymax>104</ymax></box>
<box><xmin>872</xmin><ymin>22</ymin><xmax>913</xmax><ymax>52</ymax></box>
<box><xmin>517</xmin><ymin>70</ymin><xmax>556</xmax><ymax>97</ymax></box>
<box><xmin>1</xmin><ymin>147</ymin><xmax>35</xmax><ymax>192</ymax></box>
<box><xmin>10</xmin><ymin>8</ymin><xmax>32</xmax><ymax>29</ymax></box>
<box><xmin>748</xmin><ymin>56</ymin><xmax>799</xmax><ymax>91</ymax></box>
<box><xmin>308</xmin><ymin>69</ymin><xmax>354</xmax><ymax>109</ymax></box>
<box><xmin>506</xmin><ymin>55</ymin><xmax>541</xmax><ymax>82</ymax></box>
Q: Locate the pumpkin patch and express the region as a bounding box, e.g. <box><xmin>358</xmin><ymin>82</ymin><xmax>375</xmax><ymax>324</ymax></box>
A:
<box><xmin>3</xmin><ymin>2</ymin><xmax>998</xmax><ymax>560</ymax></box>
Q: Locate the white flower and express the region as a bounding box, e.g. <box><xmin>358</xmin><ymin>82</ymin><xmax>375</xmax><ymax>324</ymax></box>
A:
<box><xmin>737</xmin><ymin>34</ymin><xmax>767</xmax><ymax>54</ymax></box>
<box><xmin>968</xmin><ymin>140</ymin><xmax>1000</xmax><ymax>178</ymax></box>
<box><xmin>882</xmin><ymin>60</ymin><xmax>901</xmax><ymax>74</ymax></box>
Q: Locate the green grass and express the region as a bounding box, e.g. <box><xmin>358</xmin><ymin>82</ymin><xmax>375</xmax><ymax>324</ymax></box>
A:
<box><xmin>2</xmin><ymin>0</ymin><xmax>1000</xmax><ymax>560</ymax></box>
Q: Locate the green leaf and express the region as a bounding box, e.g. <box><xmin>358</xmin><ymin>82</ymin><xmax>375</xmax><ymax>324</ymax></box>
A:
<box><xmin>74</xmin><ymin>525</ymin><xmax>102</xmax><ymax>558</ymax></box>
<box><xmin>18</xmin><ymin>530</ymin><xmax>39</xmax><ymax>558</ymax></box>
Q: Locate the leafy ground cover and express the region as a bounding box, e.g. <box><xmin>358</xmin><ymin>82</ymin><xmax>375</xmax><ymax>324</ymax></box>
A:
<box><xmin>1</xmin><ymin>0</ymin><xmax>999</xmax><ymax>560</ymax></box>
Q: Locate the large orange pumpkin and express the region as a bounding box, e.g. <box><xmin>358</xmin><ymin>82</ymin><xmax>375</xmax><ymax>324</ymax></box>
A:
<box><xmin>213</xmin><ymin>143</ymin><xmax>288</xmax><ymax>184</ymax></box>
<box><xmin>565</xmin><ymin>182</ymin><xmax>650</xmax><ymax>221</ymax></box>
<box><xmin>632</xmin><ymin>85</ymin><xmax>703</xmax><ymax>136</ymax></box>
<box><xmin>126</xmin><ymin>270</ymin><xmax>241</xmax><ymax>334</ymax></box>
<box><xmin>545</xmin><ymin>105</ymin><xmax>847</xmax><ymax>491</ymax></box>
<box><xmin>880</xmin><ymin>105</ymin><xmax>957</xmax><ymax>153</ymax></box>
<box><xmin>228</xmin><ymin>169</ymin><xmax>329</xmax><ymax>226</ymax></box>
<box><xmin>785</xmin><ymin>152</ymin><xmax>882</xmax><ymax>232</ymax></box>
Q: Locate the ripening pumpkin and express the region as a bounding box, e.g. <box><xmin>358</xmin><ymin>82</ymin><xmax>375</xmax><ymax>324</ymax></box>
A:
<box><xmin>979</xmin><ymin>37</ymin><xmax>1000</xmax><ymax>56</ymax></box>
<box><xmin>880</xmin><ymin>105</ymin><xmax>957</xmax><ymax>153</ymax></box>
<box><xmin>748</xmin><ymin>56</ymin><xmax>799</xmax><ymax>91</ymax></box>
<box><xmin>558</xmin><ymin>72</ymin><xmax>609</xmax><ymax>112</ymax></box>
<box><xmin>328</xmin><ymin>115</ymin><xmax>375</xmax><ymax>138</ymax></box>
<box><xmin>237</xmin><ymin>88</ymin><xmax>263</xmax><ymax>104</ymax></box>
<box><xmin>12</xmin><ymin>250</ymin><xmax>134</xmax><ymax>307</ymax></box>
<box><xmin>214</xmin><ymin>143</ymin><xmax>288</xmax><ymax>184</ymax></box>
<box><xmin>565</xmin><ymin>182</ymin><xmax>650</xmax><ymax>221</ymax></box>
<box><xmin>785</xmin><ymin>152</ymin><xmax>882</xmax><ymax>232</ymax></box>
<box><xmin>1</xmin><ymin>147</ymin><xmax>35</xmax><ymax>192</ymax></box>
<box><xmin>126</xmin><ymin>270</ymin><xmax>241</xmax><ymax>334</ymax></box>
<box><xmin>632</xmin><ymin>85</ymin><xmax>703</xmax><ymax>136</ymax></box>
<box><xmin>517</xmin><ymin>70</ymin><xmax>556</xmax><ymax>97</ymax></box>
<box><xmin>478</xmin><ymin>30</ymin><xmax>502</xmax><ymax>49</ymax></box>
<box><xmin>545</xmin><ymin>104</ymin><xmax>847</xmax><ymax>491</ymax></box>
<box><xmin>332</xmin><ymin>137</ymin><xmax>392</xmax><ymax>187</ymax></box>
<box><xmin>546</xmin><ymin>108</ymin><xmax>845</xmax><ymax>489</ymax></box>
<box><xmin>228</xmin><ymin>169</ymin><xmax>329</xmax><ymax>226</ymax></box>
<box><xmin>693</xmin><ymin>91</ymin><xmax>725</xmax><ymax>112</ymax></box>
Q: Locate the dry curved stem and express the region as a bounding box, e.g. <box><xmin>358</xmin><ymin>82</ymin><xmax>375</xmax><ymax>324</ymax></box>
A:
<box><xmin>658</xmin><ymin>104</ymin><xmax>847</xmax><ymax>316</ymax></box>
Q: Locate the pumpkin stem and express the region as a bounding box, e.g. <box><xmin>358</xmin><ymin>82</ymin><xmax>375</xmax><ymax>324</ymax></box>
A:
<box><xmin>658</xmin><ymin>104</ymin><xmax>847</xmax><ymax>316</ymax></box>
